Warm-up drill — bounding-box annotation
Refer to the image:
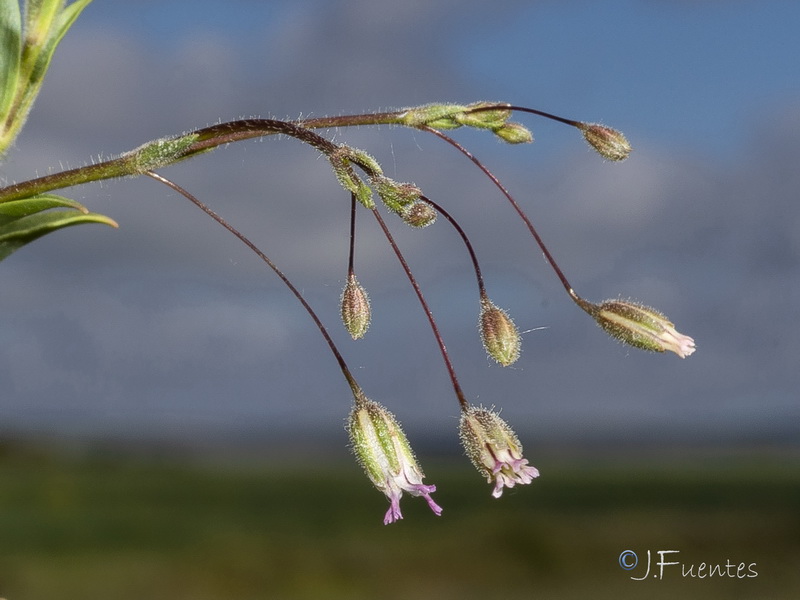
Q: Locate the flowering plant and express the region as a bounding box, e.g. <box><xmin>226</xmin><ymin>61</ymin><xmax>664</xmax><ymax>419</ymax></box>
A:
<box><xmin>0</xmin><ymin>0</ymin><xmax>695</xmax><ymax>523</ymax></box>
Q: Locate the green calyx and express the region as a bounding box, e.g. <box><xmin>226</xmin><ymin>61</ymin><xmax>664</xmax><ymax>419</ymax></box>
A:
<box><xmin>329</xmin><ymin>146</ymin><xmax>382</xmax><ymax>209</ymax></box>
<box><xmin>374</xmin><ymin>176</ymin><xmax>421</xmax><ymax>214</ymax></box>
<box><xmin>341</xmin><ymin>273</ymin><xmax>371</xmax><ymax>340</ymax></box>
<box><xmin>349</xmin><ymin>398</ymin><xmax>414</xmax><ymax>485</ymax></box>
<box><xmin>453</xmin><ymin>102</ymin><xmax>512</xmax><ymax>130</ymax></box>
<box><xmin>479</xmin><ymin>297</ymin><xmax>521</xmax><ymax>366</ymax></box>
<box><xmin>399</xmin><ymin>102</ymin><xmax>531</xmax><ymax>144</ymax></box>
<box><xmin>400</xmin><ymin>103</ymin><xmax>470</xmax><ymax>129</ymax></box>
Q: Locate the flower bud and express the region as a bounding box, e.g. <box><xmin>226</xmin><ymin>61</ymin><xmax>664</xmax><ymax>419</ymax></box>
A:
<box><xmin>341</xmin><ymin>273</ymin><xmax>371</xmax><ymax>339</ymax></box>
<box><xmin>343</xmin><ymin>146</ymin><xmax>383</xmax><ymax>176</ymax></box>
<box><xmin>348</xmin><ymin>397</ymin><xmax>443</xmax><ymax>524</ymax></box>
<box><xmin>479</xmin><ymin>297</ymin><xmax>521</xmax><ymax>366</ymax></box>
<box><xmin>459</xmin><ymin>406</ymin><xmax>539</xmax><ymax>498</ymax></box>
<box><xmin>375</xmin><ymin>176</ymin><xmax>422</xmax><ymax>214</ymax></box>
<box><xmin>401</xmin><ymin>199</ymin><xmax>437</xmax><ymax>228</ymax></box>
<box><xmin>493</xmin><ymin>122</ymin><xmax>533</xmax><ymax>145</ymax></box>
<box><xmin>577</xmin><ymin>122</ymin><xmax>631</xmax><ymax>161</ymax></box>
<box><xmin>454</xmin><ymin>102</ymin><xmax>513</xmax><ymax>130</ymax></box>
<box><xmin>587</xmin><ymin>298</ymin><xmax>696</xmax><ymax>358</ymax></box>
<box><xmin>372</xmin><ymin>177</ymin><xmax>435</xmax><ymax>227</ymax></box>
<box><xmin>400</xmin><ymin>103</ymin><xmax>468</xmax><ymax>129</ymax></box>
<box><xmin>330</xmin><ymin>155</ymin><xmax>374</xmax><ymax>208</ymax></box>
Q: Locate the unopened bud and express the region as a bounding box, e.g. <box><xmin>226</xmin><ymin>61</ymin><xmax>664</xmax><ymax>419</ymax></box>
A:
<box><xmin>400</xmin><ymin>103</ymin><xmax>468</xmax><ymax>129</ymax></box>
<box><xmin>375</xmin><ymin>177</ymin><xmax>422</xmax><ymax>214</ymax></box>
<box><xmin>348</xmin><ymin>396</ymin><xmax>443</xmax><ymax>524</ymax></box>
<box><xmin>455</xmin><ymin>102</ymin><xmax>513</xmax><ymax>130</ymax></box>
<box><xmin>479</xmin><ymin>297</ymin><xmax>521</xmax><ymax>366</ymax></box>
<box><xmin>341</xmin><ymin>273</ymin><xmax>371</xmax><ymax>339</ymax></box>
<box><xmin>344</xmin><ymin>147</ymin><xmax>383</xmax><ymax>176</ymax></box>
<box><xmin>459</xmin><ymin>405</ymin><xmax>539</xmax><ymax>498</ymax></box>
<box><xmin>493</xmin><ymin>122</ymin><xmax>533</xmax><ymax>144</ymax></box>
<box><xmin>330</xmin><ymin>154</ymin><xmax>374</xmax><ymax>208</ymax></box>
<box><xmin>401</xmin><ymin>199</ymin><xmax>437</xmax><ymax>228</ymax></box>
<box><xmin>373</xmin><ymin>177</ymin><xmax>435</xmax><ymax>227</ymax></box>
<box><xmin>586</xmin><ymin>298</ymin><xmax>696</xmax><ymax>358</ymax></box>
<box><xmin>577</xmin><ymin>123</ymin><xmax>631</xmax><ymax>161</ymax></box>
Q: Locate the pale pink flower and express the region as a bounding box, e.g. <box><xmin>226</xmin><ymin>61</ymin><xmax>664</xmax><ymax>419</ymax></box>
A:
<box><xmin>348</xmin><ymin>397</ymin><xmax>442</xmax><ymax>524</ymax></box>
<box><xmin>459</xmin><ymin>406</ymin><xmax>539</xmax><ymax>498</ymax></box>
<box><xmin>590</xmin><ymin>299</ymin><xmax>696</xmax><ymax>358</ymax></box>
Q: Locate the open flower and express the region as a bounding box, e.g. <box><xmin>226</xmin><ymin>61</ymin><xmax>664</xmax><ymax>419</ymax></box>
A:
<box><xmin>348</xmin><ymin>396</ymin><xmax>443</xmax><ymax>524</ymax></box>
<box><xmin>459</xmin><ymin>406</ymin><xmax>539</xmax><ymax>498</ymax></box>
<box><xmin>586</xmin><ymin>299</ymin><xmax>696</xmax><ymax>358</ymax></box>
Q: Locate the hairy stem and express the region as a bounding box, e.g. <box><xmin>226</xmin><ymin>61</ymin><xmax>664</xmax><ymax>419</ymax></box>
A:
<box><xmin>143</xmin><ymin>170</ymin><xmax>364</xmax><ymax>399</ymax></box>
<box><xmin>421</xmin><ymin>126</ymin><xmax>581</xmax><ymax>304</ymax></box>
<box><xmin>418</xmin><ymin>195</ymin><xmax>485</xmax><ymax>296</ymax></box>
<box><xmin>470</xmin><ymin>103</ymin><xmax>581</xmax><ymax>128</ymax></box>
<box><xmin>347</xmin><ymin>192</ymin><xmax>357</xmax><ymax>276</ymax></box>
<box><xmin>0</xmin><ymin>119</ymin><xmax>340</xmax><ymax>202</ymax></box>
<box><xmin>0</xmin><ymin>102</ymin><xmax>582</xmax><ymax>203</ymax></box>
<box><xmin>370</xmin><ymin>207</ymin><xmax>470</xmax><ymax>412</ymax></box>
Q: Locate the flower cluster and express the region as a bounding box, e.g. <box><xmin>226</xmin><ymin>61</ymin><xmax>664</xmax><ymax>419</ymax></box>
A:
<box><xmin>0</xmin><ymin>75</ymin><xmax>699</xmax><ymax>524</ymax></box>
<box><xmin>328</xmin><ymin>104</ymin><xmax>694</xmax><ymax>522</ymax></box>
<box><xmin>347</xmin><ymin>394</ymin><xmax>539</xmax><ymax>523</ymax></box>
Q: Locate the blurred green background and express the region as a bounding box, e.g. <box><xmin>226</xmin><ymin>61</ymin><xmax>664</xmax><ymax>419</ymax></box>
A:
<box><xmin>1</xmin><ymin>442</ymin><xmax>797</xmax><ymax>599</ymax></box>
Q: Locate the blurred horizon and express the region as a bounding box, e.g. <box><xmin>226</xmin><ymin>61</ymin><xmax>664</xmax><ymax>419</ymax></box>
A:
<box><xmin>1</xmin><ymin>440</ymin><xmax>798</xmax><ymax>599</ymax></box>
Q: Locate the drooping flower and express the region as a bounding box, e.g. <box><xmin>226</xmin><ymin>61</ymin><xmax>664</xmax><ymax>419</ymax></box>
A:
<box><xmin>348</xmin><ymin>396</ymin><xmax>443</xmax><ymax>524</ymax></box>
<box><xmin>585</xmin><ymin>298</ymin><xmax>696</xmax><ymax>358</ymax></box>
<box><xmin>459</xmin><ymin>406</ymin><xmax>539</xmax><ymax>498</ymax></box>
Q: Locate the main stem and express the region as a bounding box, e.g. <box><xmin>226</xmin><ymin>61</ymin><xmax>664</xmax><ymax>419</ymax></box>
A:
<box><xmin>0</xmin><ymin>102</ymin><xmax>584</xmax><ymax>204</ymax></box>
<box><xmin>0</xmin><ymin>115</ymin><xmax>388</xmax><ymax>202</ymax></box>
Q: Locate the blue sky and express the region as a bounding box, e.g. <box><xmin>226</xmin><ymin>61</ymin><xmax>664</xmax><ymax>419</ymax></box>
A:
<box><xmin>75</xmin><ymin>0</ymin><xmax>800</xmax><ymax>157</ymax></box>
<box><xmin>1</xmin><ymin>0</ymin><xmax>799</xmax><ymax>454</ymax></box>
<box><xmin>460</xmin><ymin>1</ymin><xmax>800</xmax><ymax>158</ymax></box>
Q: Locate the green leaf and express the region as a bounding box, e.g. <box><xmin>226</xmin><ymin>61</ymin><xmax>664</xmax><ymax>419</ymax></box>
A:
<box><xmin>24</xmin><ymin>0</ymin><xmax>64</xmax><ymax>37</ymax></box>
<box><xmin>0</xmin><ymin>0</ymin><xmax>22</xmax><ymax>123</ymax></box>
<box><xmin>1</xmin><ymin>0</ymin><xmax>93</xmax><ymax>155</ymax></box>
<box><xmin>29</xmin><ymin>0</ymin><xmax>92</xmax><ymax>84</ymax></box>
<box><xmin>52</xmin><ymin>0</ymin><xmax>93</xmax><ymax>41</ymax></box>
<box><xmin>0</xmin><ymin>194</ymin><xmax>117</xmax><ymax>261</ymax></box>
<box><xmin>0</xmin><ymin>192</ymin><xmax>89</xmax><ymax>222</ymax></box>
